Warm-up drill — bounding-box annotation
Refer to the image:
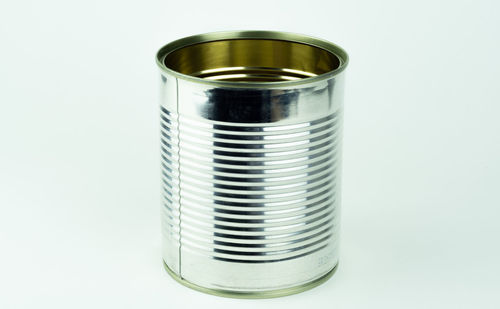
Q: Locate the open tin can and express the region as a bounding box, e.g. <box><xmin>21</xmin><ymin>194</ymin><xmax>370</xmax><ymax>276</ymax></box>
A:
<box><xmin>156</xmin><ymin>31</ymin><xmax>348</xmax><ymax>298</ymax></box>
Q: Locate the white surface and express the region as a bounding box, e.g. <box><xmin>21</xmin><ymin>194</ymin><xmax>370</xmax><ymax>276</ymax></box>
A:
<box><xmin>1</xmin><ymin>0</ymin><xmax>499</xmax><ymax>308</ymax></box>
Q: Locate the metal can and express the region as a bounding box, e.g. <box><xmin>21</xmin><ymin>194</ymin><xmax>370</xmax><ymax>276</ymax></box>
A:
<box><xmin>156</xmin><ymin>31</ymin><xmax>348</xmax><ymax>298</ymax></box>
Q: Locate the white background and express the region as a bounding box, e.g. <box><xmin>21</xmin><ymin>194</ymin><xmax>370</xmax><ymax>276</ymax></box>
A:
<box><xmin>1</xmin><ymin>0</ymin><xmax>499</xmax><ymax>308</ymax></box>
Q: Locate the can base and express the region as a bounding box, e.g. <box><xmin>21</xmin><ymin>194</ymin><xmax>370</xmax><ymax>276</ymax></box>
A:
<box><xmin>162</xmin><ymin>260</ymin><xmax>338</xmax><ymax>299</ymax></box>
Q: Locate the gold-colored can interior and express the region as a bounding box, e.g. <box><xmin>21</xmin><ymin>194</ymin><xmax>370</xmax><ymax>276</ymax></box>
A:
<box><xmin>163</xmin><ymin>39</ymin><xmax>341</xmax><ymax>82</ymax></box>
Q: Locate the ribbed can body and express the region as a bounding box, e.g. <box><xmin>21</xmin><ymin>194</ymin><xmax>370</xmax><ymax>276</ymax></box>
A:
<box><xmin>157</xmin><ymin>31</ymin><xmax>348</xmax><ymax>296</ymax></box>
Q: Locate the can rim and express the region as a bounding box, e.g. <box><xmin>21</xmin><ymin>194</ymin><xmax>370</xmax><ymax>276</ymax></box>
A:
<box><xmin>156</xmin><ymin>30</ymin><xmax>349</xmax><ymax>88</ymax></box>
<box><xmin>163</xmin><ymin>260</ymin><xmax>338</xmax><ymax>299</ymax></box>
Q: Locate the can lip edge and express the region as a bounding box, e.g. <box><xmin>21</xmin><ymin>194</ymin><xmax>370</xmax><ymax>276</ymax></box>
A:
<box><xmin>163</xmin><ymin>260</ymin><xmax>338</xmax><ymax>299</ymax></box>
<box><xmin>156</xmin><ymin>30</ymin><xmax>349</xmax><ymax>88</ymax></box>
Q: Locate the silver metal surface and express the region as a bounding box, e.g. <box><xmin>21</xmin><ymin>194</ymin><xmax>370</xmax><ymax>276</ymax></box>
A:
<box><xmin>156</xmin><ymin>31</ymin><xmax>348</xmax><ymax>297</ymax></box>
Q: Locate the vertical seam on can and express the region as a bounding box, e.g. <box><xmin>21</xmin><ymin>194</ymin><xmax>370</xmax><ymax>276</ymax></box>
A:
<box><xmin>175</xmin><ymin>77</ymin><xmax>182</xmax><ymax>278</ymax></box>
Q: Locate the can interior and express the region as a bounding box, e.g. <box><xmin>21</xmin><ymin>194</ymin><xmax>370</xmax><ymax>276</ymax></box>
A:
<box><xmin>163</xmin><ymin>39</ymin><xmax>341</xmax><ymax>82</ymax></box>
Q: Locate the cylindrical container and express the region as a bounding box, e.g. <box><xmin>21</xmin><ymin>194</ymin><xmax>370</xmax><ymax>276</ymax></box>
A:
<box><xmin>156</xmin><ymin>31</ymin><xmax>348</xmax><ymax>298</ymax></box>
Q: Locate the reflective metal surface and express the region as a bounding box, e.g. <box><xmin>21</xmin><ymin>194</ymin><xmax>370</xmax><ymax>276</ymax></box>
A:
<box><xmin>163</xmin><ymin>38</ymin><xmax>340</xmax><ymax>81</ymax></box>
<box><xmin>156</xmin><ymin>31</ymin><xmax>348</xmax><ymax>297</ymax></box>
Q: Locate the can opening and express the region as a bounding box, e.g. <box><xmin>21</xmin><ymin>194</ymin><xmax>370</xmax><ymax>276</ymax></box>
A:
<box><xmin>163</xmin><ymin>39</ymin><xmax>341</xmax><ymax>82</ymax></box>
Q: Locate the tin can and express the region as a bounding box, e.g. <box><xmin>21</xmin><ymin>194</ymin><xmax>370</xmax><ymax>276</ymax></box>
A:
<box><xmin>156</xmin><ymin>31</ymin><xmax>348</xmax><ymax>298</ymax></box>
